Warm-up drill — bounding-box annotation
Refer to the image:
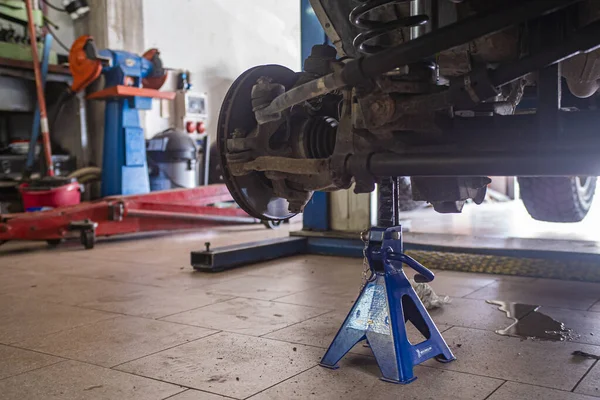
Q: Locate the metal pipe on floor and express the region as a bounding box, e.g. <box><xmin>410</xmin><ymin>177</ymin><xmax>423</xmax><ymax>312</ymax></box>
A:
<box><xmin>126</xmin><ymin>209</ymin><xmax>259</xmax><ymax>224</ymax></box>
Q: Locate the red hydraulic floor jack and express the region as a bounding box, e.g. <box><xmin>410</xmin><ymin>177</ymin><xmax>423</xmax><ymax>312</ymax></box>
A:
<box><xmin>0</xmin><ymin>185</ymin><xmax>262</xmax><ymax>249</ymax></box>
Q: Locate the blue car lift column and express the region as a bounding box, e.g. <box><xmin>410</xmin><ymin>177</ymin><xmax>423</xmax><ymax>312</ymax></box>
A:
<box><xmin>301</xmin><ymin>0</ymin><xmax>330</xmax><ymax>232</ymax></box>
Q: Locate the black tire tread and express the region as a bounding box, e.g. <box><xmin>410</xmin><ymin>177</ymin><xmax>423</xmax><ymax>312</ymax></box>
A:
<box><xmin>518</xmin><ymin>177</ymin><xmax>596</xmax><ymax>223</ymax></box>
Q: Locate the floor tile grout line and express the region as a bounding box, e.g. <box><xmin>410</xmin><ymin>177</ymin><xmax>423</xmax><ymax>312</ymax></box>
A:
<box><xmin>258</xmin><ymin>310</ymin><xmax>336</xmax><ymax>338</ymax></box>
<box><xmin>156</xmin><ymin>293</ymin><xmax>333</xmax><ymax>321</ymax></box>
<box><xmin>110</xmin><ymin>330</ymin><xmax>223</xmax><ymax>369</ymax></box>
<box><xmin>268</xmin><ymin>297</ymin><xmax>342</xmax><ymax>310</ymax></box>
<box><xmin>5</xmin><ymin>314</ymin><xmax>121</xmax><ymax>347</ymax></box>
<box><xmin>483</xmin><ymin>380</ymin><xmax>507</xmax><ymax>400</ymax></box>
<box><xmin>571</xmin><ymin>359</ymin><xmax>598</xmax><ymax>393</ymax></box>
<box><xmin>588</xmin><ymin>299</ymin><xmax>600</xmax><ymax>312</ymax></box>
<box><xmin>267</xmin><ymin>282</ymin><xmax>331</xmax><ymax>302</ymax></box>
<box><xmin>156</xmin><ymin>296</ymin><xmax>239</xmax><ymax>320</ymax></box>
<box><xmin>0</xmin><ymin>359</ymin><xmax>67</xmax><ymax>382</ymax></box>
<box><xmin>67</xmin><ymin>303</ymin><xmax>173</xmax><ymax>319</ymax></box>
<box><xmin>6</xmin><ymin>318</ymin><xmax>218</xmax><ymax>369</ymax></box>
<box><xmin>256</xmin><ymin>331</ymin><xmax>378</xmax><ymax>358</ymax></box>
<box><xmin>69</xmin><ymin>298</ymin><xmax>255</xmax><ymax>322</ymax></box>
<box><xmin>13</xmin><ymin>329</ymin><xmax>221</xmax><ymax>372</ymax></box>
<box><xmin>501</xmin><ymin>378</ymin><xmax>600</xmax><ymax>397</ymax></box>
<box><xmin>159</xmin><ymin>388</ymin><xmax>189</xmax><ymax>400</ymax></box>
<box><xmin>65</xmin><ymin>357</ymin><xmax>220</xmax><ymax>393</ymax></box>
<box><xmin>152</xmin><ymin>318</ymin><xmax>346</xmax><ymax>351</ymax></box>
<box><xmin>241</xmin><ymin>364</ymin><xmax>321</xmax><ymax>400</ymax></box>
<box><xmin>160</xmin><ymin>387</ymin><xmax>239</xmax><ymax>400</ymax></box>
<box><xmin>459</xmin><ymin>279</ymin><xmax>500</xmax><ymax>298</ymax></box>
<box><xmin>420</xmin><ymin>363</ymin><xmax>589</xmax><ymax>394</ymax></box>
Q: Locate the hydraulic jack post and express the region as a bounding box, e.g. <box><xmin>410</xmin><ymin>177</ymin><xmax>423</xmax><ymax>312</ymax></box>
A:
<box><xmin>319</xmin><ymin>225</ymin><xmax>456</xmax><ymax>383</ymax></box>
<box><xmin>320</xmin><ymin>177</ymin><xmax>455</xmax><ymax>383</ymax></box>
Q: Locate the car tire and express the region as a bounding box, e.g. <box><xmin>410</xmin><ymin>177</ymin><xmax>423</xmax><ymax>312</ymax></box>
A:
<box><xmin>518</xmin><ymin>176</ymin><xmax>597</xmax><ymax>223</ymax></box>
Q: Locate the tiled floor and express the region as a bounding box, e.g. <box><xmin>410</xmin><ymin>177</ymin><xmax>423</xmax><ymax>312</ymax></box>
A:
<box><xmin>0</xmin><ymin>224</ymin><xmax>599</xmax><ymax>399</ymax></box>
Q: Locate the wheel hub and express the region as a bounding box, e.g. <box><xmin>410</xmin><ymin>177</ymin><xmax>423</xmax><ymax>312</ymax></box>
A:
<box><xmin>217</xmin><ymin>65</ymin><xmax>299</xmax><ymax>221</ymax></box>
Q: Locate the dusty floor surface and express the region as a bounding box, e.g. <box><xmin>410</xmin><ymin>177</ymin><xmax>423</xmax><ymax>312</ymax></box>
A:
<box><xmin>0</xmin><ymin>223</ymin><xmax>599</xmax><ymax>399</ymax></box>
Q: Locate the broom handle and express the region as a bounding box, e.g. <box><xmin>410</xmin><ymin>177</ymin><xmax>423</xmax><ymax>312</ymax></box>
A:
<box><xmin>25</xmin><ymin>0</ymin><xmax>54</xmax><ymax>177</ymax></box>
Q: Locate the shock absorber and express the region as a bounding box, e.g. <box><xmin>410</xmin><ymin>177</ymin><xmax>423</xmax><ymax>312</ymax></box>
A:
<box><xmin>350</xmin><ymin>0</ymin><xmax>430</xmax><ymax>55</ymax></box>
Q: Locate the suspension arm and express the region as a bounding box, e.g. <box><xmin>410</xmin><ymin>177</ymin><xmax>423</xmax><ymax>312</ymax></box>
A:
<box><xmin>255</xmin><ymin>0</ymin><xmax>583</xmax><ymax>124</ymax></box>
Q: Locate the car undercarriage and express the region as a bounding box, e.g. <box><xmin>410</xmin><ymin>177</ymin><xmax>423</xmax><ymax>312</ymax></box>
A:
<box><xmin>217</xmin><ymin>0</ymin><xmax>600</xmax><ymax>225</ymax></box>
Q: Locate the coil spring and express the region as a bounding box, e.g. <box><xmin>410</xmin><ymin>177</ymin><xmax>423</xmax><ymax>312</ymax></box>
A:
<box><xmin>350</xmin><ymin>0</ymin><xmax>429</xmax><ymax>55</ymax></box>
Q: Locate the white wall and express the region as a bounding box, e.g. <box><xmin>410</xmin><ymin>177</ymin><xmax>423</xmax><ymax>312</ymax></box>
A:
<box><xmin>45</xmin><ymin>5</ymin><xmax>76</xmax><ymax>55</ymax></box>
<box><xmin>142</xmin><ymin>0</ymin><xmax>301</xmax><ymax>138</ymax></box>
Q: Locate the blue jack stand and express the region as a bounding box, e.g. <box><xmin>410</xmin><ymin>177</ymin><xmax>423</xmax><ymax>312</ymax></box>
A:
<box><xmin>320</xmin><ymin>226</ymin><xmax>456</xmax><ymax>384</ymax></box>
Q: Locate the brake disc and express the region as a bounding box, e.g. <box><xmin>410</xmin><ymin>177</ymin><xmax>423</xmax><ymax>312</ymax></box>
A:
<box><xmin>217</xmin><ymin>65</ymin><xmax>298</xmax><ymax>221</ymax></box>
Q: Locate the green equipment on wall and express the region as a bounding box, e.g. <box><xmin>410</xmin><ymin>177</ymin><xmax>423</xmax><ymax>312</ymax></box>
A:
<box><xmin>0</xmin><ymin>0</ymin><xmax>58</xmax><ymax>64</ymax></box>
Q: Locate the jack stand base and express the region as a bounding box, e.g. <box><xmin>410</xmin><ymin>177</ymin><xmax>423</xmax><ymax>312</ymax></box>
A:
<box><xmin>319</xmin><ymin>226</ymin><xmax>455</xmax><ymax>384</ymax></box>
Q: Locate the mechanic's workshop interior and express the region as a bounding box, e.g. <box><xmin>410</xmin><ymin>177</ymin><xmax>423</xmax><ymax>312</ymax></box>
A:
<box><xmin>2</xmin><ymin>0</ymin><xmax>600</xmax><ymax>399</ymax></box>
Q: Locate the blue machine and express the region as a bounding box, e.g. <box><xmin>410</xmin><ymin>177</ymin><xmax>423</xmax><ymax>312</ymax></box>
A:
<box><xmin>71</xmin><ymin>36</ymin><xmax>172</xmax><ymax>197</ymax></box>
<box><xmin>320</xmin><ymin>226</ymin><xmax>455</xmax><ymax>383</ymax></box>
<box><xmin>96</xmin><ymin>49</ymin><xmax>157</xmax><ymax>197</ymax></box>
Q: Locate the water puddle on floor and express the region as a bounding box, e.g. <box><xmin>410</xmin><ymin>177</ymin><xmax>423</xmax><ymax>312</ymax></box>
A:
<box><xmin>486</xmin><ymin>300</ymin><xmax>575</xmax><ymax>341</ymax></box>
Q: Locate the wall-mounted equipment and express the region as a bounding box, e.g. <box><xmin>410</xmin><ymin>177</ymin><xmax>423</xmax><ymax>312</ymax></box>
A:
<box><xmin>174</xmin><ymin>91</ymin><xmax>207</xmax><ymax>136</ymax></box>
<box><xmin>0</xmin><ymin>0</ymin><xmax>58</xmax><ymax>63</ymax></box>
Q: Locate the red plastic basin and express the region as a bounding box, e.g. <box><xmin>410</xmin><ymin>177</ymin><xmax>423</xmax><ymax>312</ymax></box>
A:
<box><xmin>19</xmin><ymin>182</ymin><xmax>82</xmax><ymax>211</ymax></box>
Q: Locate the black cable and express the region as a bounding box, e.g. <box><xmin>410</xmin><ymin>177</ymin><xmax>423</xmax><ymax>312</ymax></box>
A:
<box><xmin>41</xmin><ymin>0</ymin><xmax>67</xmax><ymax>12</ymax></box>
<box><xmin>44</xmin><ymin>23</ymin><xmax>71</xmax><ymax>53</ymax></box>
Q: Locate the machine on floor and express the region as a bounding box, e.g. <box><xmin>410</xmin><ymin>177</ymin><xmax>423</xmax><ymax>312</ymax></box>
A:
<box><xmin>69</xmin><ymin>35</ymin><xmax>175</xmax><ymax>197</ymax></box>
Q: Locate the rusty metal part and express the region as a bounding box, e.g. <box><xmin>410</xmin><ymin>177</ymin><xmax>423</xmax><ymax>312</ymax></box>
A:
<box><xmin>252</xmin><ymin>77</ymin><xmax>286</xmax><ymax>112</ymax></box>
<box><xmin>228</xmin><ymin>157</ymin><xmax>329</xmax><ymax>176</ymax></box>
<box><xmin>217</xmin><ymin>65</ymin><xmax>299</xmax><ymax>221</ymax></box>
<box><xmin>304</xmin><ymin>44</ymin><xmax>339</xmax><ymax>76</ymax></box>
<box><xmin>359</xmin><ymin>94</ymin><xmax>397</xmax><ymax>128</ymax></box>
<box><xmin>255</xmin><ymin>70</ymin><xmax>346</xmax><ymax>124</ymax></box>
<box><xmin>309</xmin><ymin>0</ymin><xmax>347</xmax><ymax>57</ymax></box>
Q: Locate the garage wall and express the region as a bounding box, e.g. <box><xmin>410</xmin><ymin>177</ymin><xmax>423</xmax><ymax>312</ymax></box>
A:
<box><xmin>142</xmin><ymin>0</ymin><xmax>302</xmax><ymax>138</ymax></box>
<box><xmin>45</xmin><ymin>6</ymin><xmax>75</xmax><ymax>56</ymax></box>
